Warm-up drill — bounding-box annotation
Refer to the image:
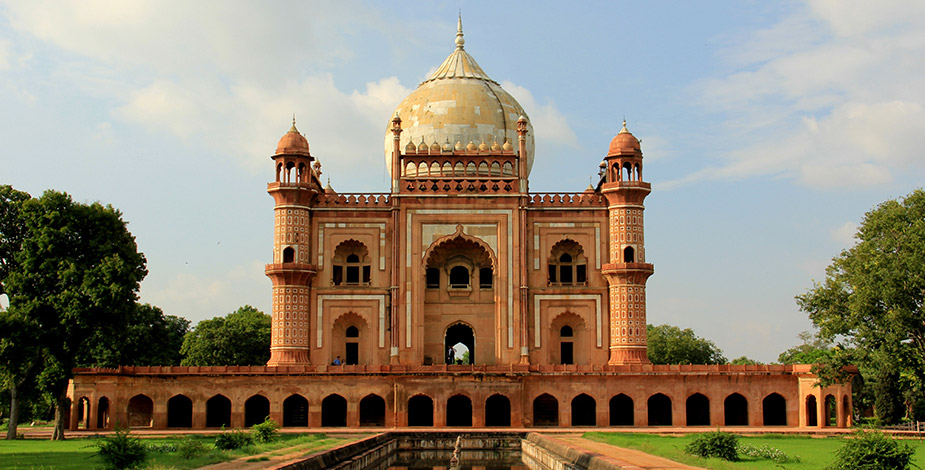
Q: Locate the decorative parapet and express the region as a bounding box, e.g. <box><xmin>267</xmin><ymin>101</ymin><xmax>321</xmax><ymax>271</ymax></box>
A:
<box><xmin>404</xmin><ymin>178</ymin><xmax>516</xmax><ymax>194</ymax></box>
<box><xmin>313</xmin><ymin>193</ymin><xmax>391</xmax><ymax>207</ymax></box>
<box><xmin>72</xmin><ymin>363</ymin><xmax>840</xmax><ymax>376</ymax></box>
<box><xmin>528</xmin><ymin>193</ymin><xmax>607</xmax><ymax>207</ymax></box>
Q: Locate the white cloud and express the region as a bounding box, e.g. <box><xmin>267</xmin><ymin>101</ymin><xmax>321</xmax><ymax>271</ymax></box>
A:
<box><xmin>681</xmin><ymin>1</ymin><xmax>925</xmax><ymax>189</ymax></box>
<box><xmin>0</xmin><ymin>39</ymin><xmax>11</xmax><ymax>70</ymax></box>
<box><xmin>830</xmin><ymin>221</ymin><xmax>858</xmax><ymax>247</ymax></box>
<box><xmin>502</xmin><ymin>81</ymin><xmax>579</xmax><ymax>148</ymax></box>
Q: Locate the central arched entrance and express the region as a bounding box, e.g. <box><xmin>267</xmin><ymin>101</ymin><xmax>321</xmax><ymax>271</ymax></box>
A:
<box><xmin>445</xmin><ymin>322</ymin><xmax>474</xmax><ymax>365</ymax></box>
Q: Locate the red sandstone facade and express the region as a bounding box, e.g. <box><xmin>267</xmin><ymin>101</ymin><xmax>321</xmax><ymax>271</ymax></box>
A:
<box><xmin>69</xmin><ymin>22</ymin><xmax>851</xmax><ymax>431</ymax></box>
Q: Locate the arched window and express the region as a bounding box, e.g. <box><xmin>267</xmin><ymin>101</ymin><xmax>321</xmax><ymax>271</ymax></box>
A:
<box><xmin>449</xmin><ymin>266</ymin><xmax>470</xmax><ymax>288</ymax></box>
<box><xmin>282</xmin><ymin>246</ymin><xmax>295</xmax><ymax>263</ymax></box>
<box><xmin>548</xmin><ymin>240</ymin><xmax>587</xmax><ymax>286</ymax></box>
<box><xmin>332</xmin><ymin>240</ymin><xmax>371</xmax><ymax>286</ymax></box>
<box><xmin>623</xmin><ymin>246</ymin><xmax>635</xmax><ymax>263</ymax></box>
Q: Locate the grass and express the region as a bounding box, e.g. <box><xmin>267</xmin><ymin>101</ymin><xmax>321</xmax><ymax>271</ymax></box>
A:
<box><xmin>583</xmin><ymin>432</ymin><xmax>925</xmax><ymax>470</ymax></box>
<box><xmin>0</xmin><ymin>432</ymin><xmax>351</xmax><ymax>470</ymax></box>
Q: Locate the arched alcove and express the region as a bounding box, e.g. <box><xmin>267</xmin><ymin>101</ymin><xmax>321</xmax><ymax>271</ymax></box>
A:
<box><xmin>359</xmin><ymin>394</ymin><xmax>386</xmax><ymax>427</ymax></box>
<box><xmin>647</xmin><ymin>393</ymin><xmax>672</xmax><ymax>426</ymax></box>
<box><xmin>571</xmin><ymin>394</ymin><xmax>596</xmax><ymax>426</ymax></box>
<box><xmin>167</xmin><ymin>395</ymin><xmax>192</xmax><ymax>428</ymax></box>
<box><xmin>485</xmin><ymin>394</ymin><xmax>511</xmax><ymax>427</ymax></box>
<box><xmin>244</xmin><ymin>395</ymin><xmax>270</xmax><ymax>427</ymax></box>
<box><xmin>283</xmin><ymin>394</ymin><xmax>308</xmax><ymax>427</ymax></box>
<box><xmin>446</xmin><ymin>394</ymin><xmax>473</xmax><ymax>427</ymax></box>
<box><xmin>533</xmin><ymin>394</ymin><xmax>558</xmax><ymax>427</ymax></box>
<box><xmin>609</xmin><ymin>394</ymin><xmax>634</xmax><ymax>426</ymax></box>
<box><xmin>206</xmin><ymin>395</ymin><xmax>231</xmax><ymax>428</ymax></box>
<box><xmin>686</xmin><ymin>393</ymin><xmax>710</xmax><ymax>426</ymax></box>
<box><xmin>127</xmin><ymin>394</ymin><xmax>153</xmax><ymax>428</ymax></box>
<box><xmin>724</xmin><ymin>393</ymin><xmax>748</xmax><ymax>426</ymax></box>
<box><xmin>408</xmin><ymin>395</ymin><xmax>434</xmax><ymax>427</ymax></box>
<box><xmin>321</xmin><ymin>394</ymin><xmax>347</xmax><ymax>427</ymax></box>
<box><xmin>762</xmin><ymin>393</ymin><xmax>786</xmax><ymax>426</ymax></box>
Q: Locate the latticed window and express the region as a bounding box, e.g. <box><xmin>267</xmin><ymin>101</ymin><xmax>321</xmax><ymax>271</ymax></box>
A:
<box><xmin>332</xmin><ymin>240</ymin><xmax>371</xmax><ymax>286</ymax></box>
<box><xmin>548</xmin><ymin>240</ymin><xmax>587</xmax><ymax>286</ymax></box>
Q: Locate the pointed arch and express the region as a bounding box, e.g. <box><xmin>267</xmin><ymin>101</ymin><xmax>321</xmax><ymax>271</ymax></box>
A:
<box><xmin>422</xmin><ymin>225</ymin><xmax>498</xmax><ymax>270</ymax></box>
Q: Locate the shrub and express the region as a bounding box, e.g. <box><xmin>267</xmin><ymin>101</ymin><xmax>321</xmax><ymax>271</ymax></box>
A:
<box><xmin>176</xmin><ymin>436</ymin><xmax>209</xmax><ymax>459</ymax></box>
<box><xmin>214</xmin><ymin>428</ymin><xmax>253</xmax><ymax>450</ymax></box>
<box><xmin>251</xmin><ymin>417</ymin><xmax>280</xmax><ymax>443</ymax></box>
<box><xmin>685</xmin><ymin>431</ymin><xmax>738</xmax><ymax>461</ymax></box>
<box><xmin>738</xmin><ymin>443</ymin><xmax>800</xmax><ymax>463</ymax></box>
<box><xmin>145</xmin><ymin>442</ymin><xmax>178</xmax><ymax>453</ymax></box>
<box><xmin>827</xmin><ymin>430</ymin><xmax>914</xmax><ymax>470</ymax></box>
<box><xmin>94</xmin><ymin>426</ymin><xmax>148</xmax><ymax>470</ymax></box>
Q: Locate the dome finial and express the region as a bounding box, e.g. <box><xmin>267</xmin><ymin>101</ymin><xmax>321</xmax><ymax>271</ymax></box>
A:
<box><xmin>455</xmin><ymin>12</ymin><xmax>465</xmax><ymax>50</ymax></box>
<box><xmin>289</xmin><ymin>114</ymin><xmax>299</xmax><ymax>133</ymax></box>
<box><xmin>619</xmin><ymin>118</ymin><xmax>629</xmax><ymax>134</ymax></box>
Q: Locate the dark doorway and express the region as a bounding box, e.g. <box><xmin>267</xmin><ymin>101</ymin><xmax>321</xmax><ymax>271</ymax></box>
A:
<box><xmin>346</xmin><ymin>326</ymin><xmax>359</xmax><ymax>365</ymax></box>
<box><xmin>560</xmin><ymin>325</ymin><xmax>574</xmax><ymax>365</ymax></box>
<box><xmin>842</xmin><ymin>395</ymin><xmax>850</xmax><ymax>427</ymax></box>
<box><xmin>96</xmin><ymin>397</ymin><xmax>110</xmax><ymax>429</ymax></box>
<box><xmin>359</xmin><ymin>394</ymin><xmax>386</xmax><ymax>427</ymax></box>
<box><xmin>167</xmin><ymin>395</ymin><xmax>193</xmax><ymax>428</ymax></box>
<box><xmin>571</xmin><ymin>394</ymin><xmax>596</xmax><ymax>426</ymax></box>
<box><xmin>445</xmin><ymin>323</ymin><xmax>474</xmax><ymax>364</ymax></box>
<box><xmin>127</xmin><ymin>394</ymin><xmax>154</xmax><ymax>427</ymax></box>
<box><xmin>609</xmin><ymin>394</ymin><xmax>634</xmax><ymax>426</ymax></box>
<box><xmin>408</xmin><ymin>395</ymin><xmax>434</xmax><ymax>426</ymax></box>
<box><xmin>533</xmin><ymin>394</ymin><xmax>559</xmax><ymax>427</ymax></box>
<box><xmin>806</xmin><ymin>395</ymin><xmax>818</xmax><ymax>426</ymax></box>
<box><xmin>283</xmin><ymin>394</ymin><xmax>308</xmax><ymax>427</ymax></box>
<box><xmin>77</xmin><ymin>397</ymin><xmax>90</xmax><ymax>429</ymax></box>
<box><xmin>485</xmin><ymin>394</ymin><xmax>511</xmax><ymax>427</ymax></box>
<box><xmin>763</xmin><ymin>393</ymin><xmax>787</xmax><ymax>426</ymax></box>
<box><xmin>245</xmin><ymin>395</ymin><xmax>270</xmax><ymax>427</ymax></box>
<box><xmin>321</xmin><ymin>394</ymin><xmax>347</xmax><ymax>427</ymax></box>
<box><xmin>724</xmin><ymin>393</ymin><xmax>748</xmax><ymax>426</ymax></box>
<box><xmin>647</xmin><ymin>393</ymin><xmax>672</xmax><ymax>426</ymax></box>
<box><xmin>206</xmin><ymin>395</ymin><xmax>232</xmax><ymax>428</ymax></box>
<box><xmin>446</xmin><ymin>395</ymin><xmax>473</xmax><ymax>427</ymax></box>
<box><xmin>686</xmin><ymin>393</ymin><xmax>710</xmax><ymax>426</ymax></box>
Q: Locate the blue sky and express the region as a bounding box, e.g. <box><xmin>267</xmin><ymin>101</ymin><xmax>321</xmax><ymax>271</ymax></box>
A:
<box><xmin>1</xmin><ymin>1</ymin><xmax>923</xmax><ymax>362</ymax></box>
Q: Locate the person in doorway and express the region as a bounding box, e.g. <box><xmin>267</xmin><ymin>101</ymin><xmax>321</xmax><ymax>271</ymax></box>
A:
<box><xmin>333</xmin><ymin>356</ymin><xmax>342</xmax><ymax>365</ymax></box>
<box><xmin>447</xmin><ymin>346</ymin><xmax>455</xmax><ymax>365</ymax></box>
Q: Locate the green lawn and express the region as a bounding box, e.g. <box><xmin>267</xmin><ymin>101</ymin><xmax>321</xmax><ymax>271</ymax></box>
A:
<box><xmin>0</xmin><ymin>433</ymin><xmax>351</xmax><ymax>470</ymax></box>
<box><xmin>583</xmin><ymin>432</ymin><xmax>925</xmax><ymax>470</ymax></box>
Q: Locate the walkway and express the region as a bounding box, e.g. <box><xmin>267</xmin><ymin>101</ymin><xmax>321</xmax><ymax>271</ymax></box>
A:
<box><xmin>553</xmin><ymin>433</ymin><xmax>704</xmax><ymax>470</ymax></box>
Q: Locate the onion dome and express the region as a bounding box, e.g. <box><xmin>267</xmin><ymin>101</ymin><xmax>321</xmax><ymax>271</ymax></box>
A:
<box><xmin>324</xmin><ymin>178</ymin><xmax>335</xmax><ymax>194</ymax></box>
<box><xmin>455</xmin><ymin>140</ymin><xmax>464</xmax><ymax>151</ymax></box>
<box><xmin>491</xmin><ymin>140</ymin><xmax>501</xmax><ymax>151</ymax></box>
<box><xmin>385</xmin><ymin>15</ymin><xmax>535</xmax><ymax>174</ymax></box>
<box><xmin>417</xmin><ymin>137</ymin><xmax>428</xmax><ymax>152</ymax></box>
<box><xmin>276</xmin><ymin>117</ymin><xmax>310</xmax><ymax>156</ymax></box>
<box><xmin>478</xmin><ymin>140</ymin><xmax>488</xmax><ymax>151</ymax></box>
<box><xmin>405</xmin><ymin>140</ymin><xmax>416</xmax><ymax>152</ymax></box>
<box><xmin>608</xmin><ymin>120</ymin><xmax>641</xmax><ymax>157</ymax></box>
<box><xmin>466</xmin><ymin>141</ymin><xmax>477</xmax><ymax>151</ymax></box>
<box><xmin>502</xmin><ymin>140</ymin><xmax>513</xmax><ymax>151</ymax></box>
<box><xmin>442</xmin><ymin>139</ymin><xmax>452</xmax><ymax>151</ymax></box>
<box><xmin>430</xmin><ymin>141</ymin><xmax>441</xmax><ymax>152</ymax></box>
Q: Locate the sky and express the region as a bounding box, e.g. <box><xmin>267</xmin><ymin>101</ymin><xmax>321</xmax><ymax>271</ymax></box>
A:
<box><xmin>1</xmin><ymin>0</ymin><xmax>924</xmax><ymax>363</ymax></box>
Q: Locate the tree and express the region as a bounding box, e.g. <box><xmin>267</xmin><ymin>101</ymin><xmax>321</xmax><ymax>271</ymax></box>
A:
<box><xmin>729</xmin><ymin>356</ymin><xmax>762</xmax><ymax>365</ymax></box>
<box><xmin>797</xmin><ymin>189</ymin><xmax>925</xmax><ymax>424</ymax></box>
<box><xmin>79</xmin><ymin>303</ymin><xmax>189</xmax><ymax>367</ymax></box>
<box><xmin>180</xmin><ymin>306</ymin><xmax>271</xmax><ymax>366</ymax></box>
<box><xmin>777</xmin><ymin>331</ymin><xmax>833</xmax><ymax>365</ymax></box>
<box><xmin>646</xmin><ymin>324</ymin><xmax>727</xmax><ymax>365</ymax></box>
<box><xmin>0</xmin><ymin>185</ymin><xmax>30</xmax><ymax>298</ymax></box>
<box><xmin>5</xmin><ymin>190</ymin><xmax>147</xmax><ymax>439</ymax></box>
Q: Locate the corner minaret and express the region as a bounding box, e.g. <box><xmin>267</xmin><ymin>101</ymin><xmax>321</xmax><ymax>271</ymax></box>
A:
<box><xmin>266</xmin><ymin>118</ymin><xmax>318</xmax><ymax>366</ymax></box>
<box><xmin>600</xmin><ymin>121</ymin><xmax>654</xmax><ymax>364</ymax></box>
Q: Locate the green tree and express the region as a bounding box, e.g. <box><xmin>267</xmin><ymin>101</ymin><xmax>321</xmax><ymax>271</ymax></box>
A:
<box><xmin>80</xmin><ymin>303</ymin><xmax>189</xmax><ymax>367</ymax></box>
<box><xmin>729</xmin><ymin>356</ymin><xmax>762</xmax><ymax>365</ymax></box>
<box><xmin>646</xmin><ymin>324</ymin><xmax>726</xmax><ymax>365</ymax></box>
<box><xmin>180</xmin><ymin>306</ymin><xmax>271</xmax><ymax>366</ymax></box>
<box><xmin>797</xmin><ymin>189</ymin><xmax>925</xmax><ymax>424</ymax></box>
<box><xmin>0</xmin><ymin>185</ymin><xmax>30</xmax><ymax>298</ymax></box>
<box><xmin>5</xmin><ymin>190</ymin><xmax>147</xmax><ymax>439</ymax></box>
<box><xmin>777</xmin><ymin>331</ymin><xmax>833</xmax><ymax>364</ymax></box>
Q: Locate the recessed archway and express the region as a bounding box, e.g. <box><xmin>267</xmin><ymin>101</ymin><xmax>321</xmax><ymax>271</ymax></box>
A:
<box><xmin>686</xmin><ymin>393</ymin><xmax>710</xmax><ymax>426</ymax></box>
<box><xmin>446</xmin><ymin>394</ymin><xmax>473</xmax><ymax>427</ymax></box>
<box><xmin>127</xmin><ymin>394</ymin><xmax>153</xmax><ymax>428</ymax></box>
<box><xmin>359</xmin><ymin>394</ymin><xmax>386</xmax><ymax>427</ymax></box>
<box><xmin>806</xmin><ymin>395</ymin><xmax>818</xmax><ymax>427</ymax></box>
<box><xmin>485</xmin><ymin>394</ymin><xmax>511</xmax><ymax>427</ymax></box>
<box><xmin>206</xmin><ymin>395</ymin><xmax>232</xmax><ymax>428</ymax></box>
<box><xmin>445</xmin><ymin>322</ymin><xmax>474</xmax><ymax>365</ymax></box>
<box><xmin>533</xmin><ymin>394</ymin><xmax>559</xmax><ymax>427</ymax></box>
<box><xmin>647</xmin><ymin>393</ymin><xmax>672</xmax><ymax>426</ymax></box>
<box><xmin>825</xmin><ymin>394</ymin><xmax>837</xmax><ymax>427</ymax></box>
<box><xmin>321</xmin><ymin>394</ymin><xmax>347</xmax><ymax>427</ymax></box>
<box><xmin>167</xmin><ymin>395</ymin><xmax>192</xmax><ymax>428</ymax></box>
<box><xmin>609</xmin><ymin>394</ymin><xmax>634</xmax><ymax>426</ymax></box>
<box><xmin>571</xmin><ymin>394</ymin><xmax>596</xmax><ymax>426</ymax></box>
<box><xmin>283</xmin><ymin>394</ymin><xmax>308</xmax><ymax>427</ymax></box>
<box><xmin>762</xmin><ymin>393</ymin><xmax>786</xmax><ymax>426</ymax></box>
<box><xmin>408</xmin><ymin>395</ymin><xmax>434</xmax><ymax>427</ymax></box>
<box><xmin>244</xmin><ymin>395</ymin><xmax>270</xmax><ymax>427</ymax></box>
<box><xmin>96</xmin><ymin>397</ymin><xmax>110</xmax><ymax>429</ymax></box>
<box><xmin>724</xmin><ymin>393</ymin><xmax>748</xmax><ymax>426</ymax></box>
